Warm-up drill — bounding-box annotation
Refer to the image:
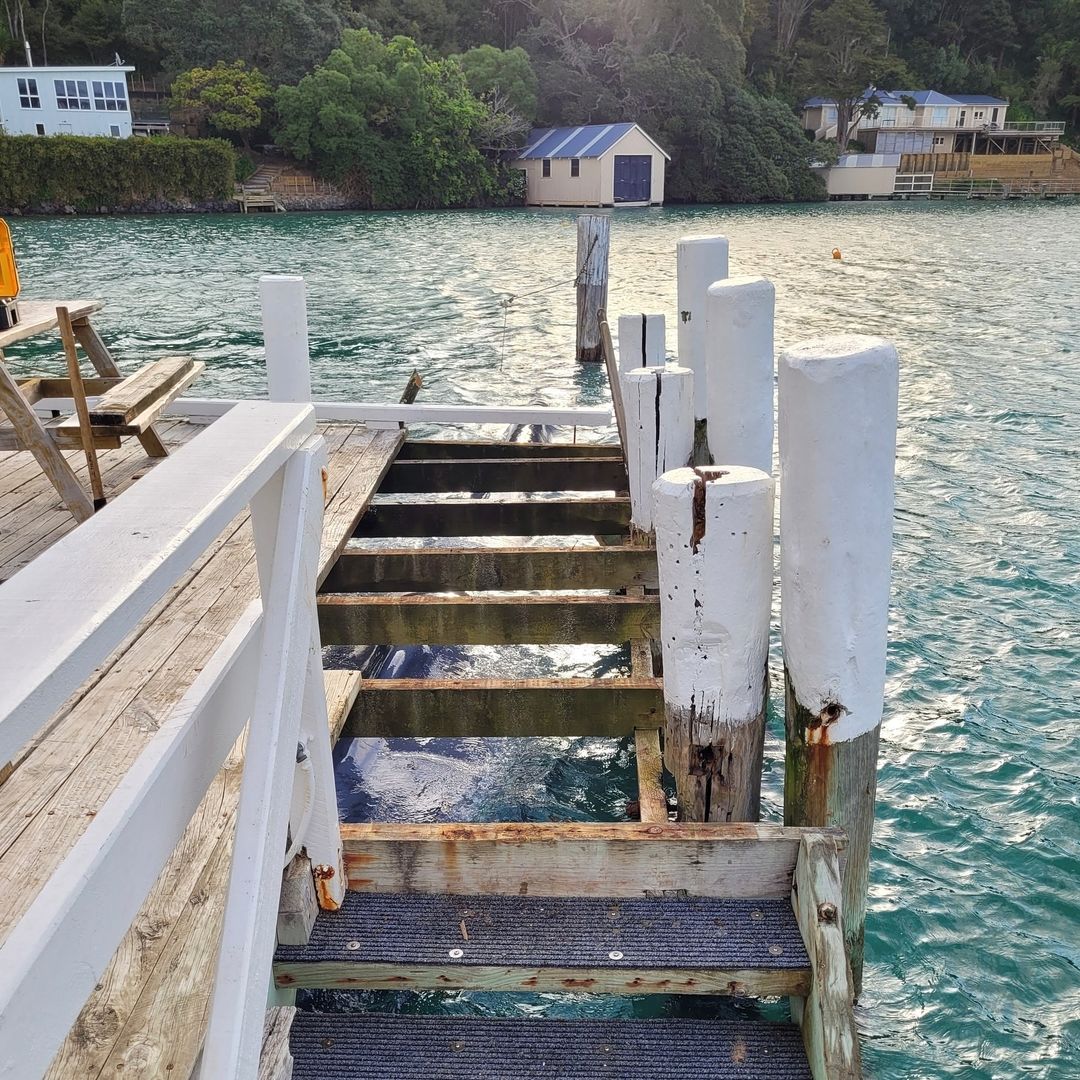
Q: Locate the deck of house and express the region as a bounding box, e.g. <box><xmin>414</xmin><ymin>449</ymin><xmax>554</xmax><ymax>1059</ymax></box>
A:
<box><xmin>0</xmin><ymin>416</ymin><xmax>402</xmax><ymax>1077</ymax></box>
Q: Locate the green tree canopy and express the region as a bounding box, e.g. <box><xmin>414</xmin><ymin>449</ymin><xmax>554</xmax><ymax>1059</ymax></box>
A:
<box><xmin>171</xmin><ymin>61</ymin><xmax>270</xmax><ymax>148</ymax></box>
<box><xmin>274</xmin><ymin>28</ymin><xmax>497</xmax><ymax>209</ymax></box>
<box><xmin>455</xmin><ymin>44</ymin><xmax>539</xmax><ymax>120</ymax></box>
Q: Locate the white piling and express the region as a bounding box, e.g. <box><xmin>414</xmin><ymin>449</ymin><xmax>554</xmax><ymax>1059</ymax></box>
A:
<box><xmin>704</xmin><ymin>276</ymin><xmax>775</xmax><ymax>474</ymax></box>
<box><xmin>676</xmin><ymin>235</ymin><xmax>729</xmax><ymax>422</ymax></box>
<box><xmin>617</xmin><ymin>313</ymin><xmax>666</xmax><ymax>373</ymax></box>
<box><xmin>653</xmin><ymin>465</ymin><xmax>775</xmax><ymax>821</ymax></box>
<box><xmin>622</xmin><ymin>364</ymin><xmax>694</xmax><ymax>535</ymax></box>
<box><xmin>778</xmin><ymin>334</ymin><xmax>899</xmax><ymax>993</ymax></box>
<box><xmin>260</xmin><ymin>274</ymin><xmax>312</xmax><ymax>403</ymax></box>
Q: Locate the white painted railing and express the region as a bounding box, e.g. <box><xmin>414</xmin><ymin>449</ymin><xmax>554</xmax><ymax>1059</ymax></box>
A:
<box><xmin>0</xmin><ymin>400</ymin><xmax>341</xmax><ymax>1079</ymax></box>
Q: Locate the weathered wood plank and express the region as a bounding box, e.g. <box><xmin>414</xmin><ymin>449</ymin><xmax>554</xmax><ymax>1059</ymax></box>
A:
<box><xmin>380</xmin><ymin>456</ymin><xmax>627</xmax><ymax>494</ymax></box>
<box><xmin>341</xmin><ymin>822</ymin><xmax>840</xmax><ymax>899</ymax></box>
<box><xmin>322</xmin><ymin>544</ymin><xmax>658</xmax><ymax>593</ymax></box>
<box><xmin>89</xmin><ymin>357</ymin><xmax>201</xmax><ymax>425</ymax></box>
<box><xmin>318</xmin><ymin>593</ymin><xmax>660</xmax><ymax>645</ymax></box>
<box><xmin>258</xmin><ymin>1006</ymin><xmax>295</xmax><ymax>1080</ymax></box>
<box><xmin>634</xmin><ymin>728</ymin><xmax>669</xmax><ymax>823</ymax></box>
<box><xmin>341</xmin><ymin>678</ymin><xmax>663</xmax><ymax>738</ymax></box>
<box><xmin>355</xmin><ymin>497</ymin><xmax>630</xmax><ymax>538</ymax></box>
<box><xmin>0</xmin><ymin>299</ymin><xmax>102</xmax><ymax>350</ymax></box>
<box><xmin>277</xmin><ymin>855</ymin><xmax>319</xmax><ymax>947</ymax></box>
<box><xmin>398</xmin><ymin>440</ymin><xmax>623</xmax><ymax>460</ymax></box>
<box><xmin>273</xmin><ymin>960</ymin><xmax>811</xmax><ymax>999</ymax></box>
<box><xmin>324</xmin><ymin>669</ymin><xmax>363</xmax><ymax>743</ymax></box>
<box><xmin>791</xmin><ymin>834</ymin><xmax>862</xmax><ymax>1080</ymax></box>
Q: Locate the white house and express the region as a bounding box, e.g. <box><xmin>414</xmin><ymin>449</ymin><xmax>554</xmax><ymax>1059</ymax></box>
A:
<box><xmin>513</xmin><ymin>123</ymin><xmax>670</xmax><ymax>207</ymax></box>
<box><xmin>0</xmin><ymin>66</ymin><xmax>135</xmax><ymax>138</ymax></box>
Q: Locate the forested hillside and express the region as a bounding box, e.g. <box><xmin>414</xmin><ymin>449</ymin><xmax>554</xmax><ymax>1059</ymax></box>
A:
<box><xmin>3</xmin><ymin>1</ymin><xmax>1078</xmax><ymax>207</ymax></box>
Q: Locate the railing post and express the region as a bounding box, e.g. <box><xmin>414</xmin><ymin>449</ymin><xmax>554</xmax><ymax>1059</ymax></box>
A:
<box><xmin>576</xmin><ymin>215</ymin><xmax>610</xmax><ymax>363</ymax></box>
<box><xmin>704</xmin><ymin>276</ymin><xmax>775</xmax><ymax>475</ymax></box>
<box><xmin>653</xmin><ymin>465</ymin><xmax>774</xmax><ymax>821</ymax></box>
<box><xmin>779</xmin><ymin>335</ymin><xmax>898</xmax><ymax>995</ymax></box>
<box><xmin>617</xmin><ymin>313</ymin><xmax>666</xmax><ymax>373</ymax></box>
<box><xmin>676</xmin><ymin>236</ymin><xmax>729</xmax><ymax>462</ymax></box>
<box><xmin>622</xmin><ymin>364</ymin><xmax>694</xmax><ymax>536</ymax></box>
<box><xmin>260</xmin><ymin>275</ymin><xmax>312</xmax><ymax>403</ymax></box>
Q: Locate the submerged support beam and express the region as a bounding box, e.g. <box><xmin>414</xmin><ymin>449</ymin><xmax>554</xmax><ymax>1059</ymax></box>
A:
<box><xmin>318</xmin><ymin>593</ymin><xmax>660</xmax><ymax>646</ymax></box>
<box><xmin>379</xmin><ymin>456</ymin><xmax>627</xmax><ymax>494</ymax></box>
<box><xmin>623</xmin><ymin>364</ymin><xmax>694</xmax><ymax>535</ymax></box>
<box><xmin>653</xmin><ymin>465</ymin><xmax>774</xmax><ymax>824</ymax></box>
<box><xmin>779</xmin><ymin>334</ymin><xmax>898</xmax><ymax>995</ymax></box>
<box><xmin>397</xmin><ymin>440</ymin><xmax>624</xmax><ymax>460</ymax></box>
<box><xmin>576</xmin><ymin>215</ymin><xmax>611</xmax><ymax>363</ymax></box>
<box><xmin>704</xmin><ymin>276</ymin><xmax>775</xmax><ymax>474</ymax></box>
<box><xmin>323</xmin><ymin>545</ymin><xmax>659</xmax><ymax>593</ymax></box>
<box><xmin>341</xmin><ymin>677</ymin><xmax>663</xmax><ymax>738</ymax></box>
<box><xmin>354</xmin><ymin>497</ymin><xmax>630</xmax><ymax>538</ymax></box>
<box><xmin>676</xmin><ymin>235</ymin><xmax>729</xmax><ymax>462</ymax></box>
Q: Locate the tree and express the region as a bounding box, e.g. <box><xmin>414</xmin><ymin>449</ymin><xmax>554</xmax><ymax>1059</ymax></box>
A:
<box><xmin>456</xmin><ymin>44</ymin><xmax>539</xmax><ymax>119</ymax></box>
<box><xmin>171</xmin><ymin>61</ymin><xmax>270</xmax><ymax>149</ymax></box>
<box><xmin>274</xmin><ymin>28</ymin><xmax>498</xmax><ymax>208</ymax></box>
<box><xmin>798</xmin><ymin>0</ymin><xmax>908</xmax><ymax>148</ymax></box>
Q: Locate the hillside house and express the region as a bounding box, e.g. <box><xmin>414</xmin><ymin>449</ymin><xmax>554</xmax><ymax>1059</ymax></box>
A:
<box><xmin>0</xmin><ymin>65</ymin><xmax>135</xmax><ymax>138</ymax></box>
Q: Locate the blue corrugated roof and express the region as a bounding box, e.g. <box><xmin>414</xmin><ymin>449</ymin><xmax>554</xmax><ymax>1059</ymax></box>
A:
<box><xmin>518</xmin><ymin>123</ymin><xmax>641</xmax><ymax>159</ymax></box>
<box><xmin>948</xmin><ymin>94</ymin><xmax>1009</xmax><ymax>105</ymax></box>
<box><xmin>803</xmin><ymin>88</ymin><xmax>1008</xmax><ymax>109</ymax></box>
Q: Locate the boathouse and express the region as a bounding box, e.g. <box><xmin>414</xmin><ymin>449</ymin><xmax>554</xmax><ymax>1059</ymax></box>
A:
<box><xmin>0</xmin><ymin>65</ymin><xmax>135</xmax><ymax>137</ymax></box>
<box><xmin>513</xmin><ymin>123</ymin><xmax>669</xmax><ymax>207</ymax></box>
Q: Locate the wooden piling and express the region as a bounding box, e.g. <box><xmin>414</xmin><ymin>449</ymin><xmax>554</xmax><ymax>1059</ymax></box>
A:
<box><xmin>576</xmin><ymin>215</ymin><xmax>610</xmax><ymax>363</ymax></box>
<box><xmin>704</xmin><ymin>276</ymin><xmax>775</xmax><ymax>474</ymax></box>
<box><xmin>617</xmin><ymin>314</ymin><xmax>666</xmax><ymax>373</ymax></box>
<box><xmin>675</xmin><ymin>235</ymin><xmax>729</xmax><ymax>462</ymax></box>
<box><xmin>623</xmin><ymin>364</ymin><xmax>694</xmax><ymax>535</ymax></box>
<box><xmin>652</xmin><ymin>465</ymin><xmax>774</xmax><ymax>822</ymax></box>
<box><xmin>778</xmin><ymin>334</ymin><xmax>899</xmax><ymax>994</ymax></box>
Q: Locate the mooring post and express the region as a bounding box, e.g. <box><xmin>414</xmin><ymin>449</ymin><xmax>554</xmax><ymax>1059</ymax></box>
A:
<box><xmin>704</xmin><ymin>276</ymin><xmax>775</xmax><ymax>475</ymax></box>
<box><xmin>653</xmin><ymin>465</ymin><xmax>774</xmax><ymax>821</ymax></box>
<box><xmin>617</xmin><ymin>313</ymin><xmax>666</xmax><ymax>373</ymax></box>
<box><xmin>260</xmin><ymin>274</ymin><xmax>312</xmax><ymax>402</ymax></box>
<box><xmin>576</xmin><ymin>215</ymin><xmax>610</xmax><ymax>363</ymax></box>
<box><xmin>623</xmin><ymin>364</ymin><xmax>694</xmax><ymax>536</ymax></box>
<box><xmin>779</xmin><ymin>334</ymin><xmax>899</xmax><ymax>994</ymax></box>
<box><xmin>675</xmin><ymin>235</ymin><xmax>729</xmax><ymax>462</ymax></box>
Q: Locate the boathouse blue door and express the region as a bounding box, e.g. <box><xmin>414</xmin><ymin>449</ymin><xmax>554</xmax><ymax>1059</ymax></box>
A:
<box><xmin>613</xmin><ymin>155</ymin><xmax>652</xmax><ymax>203</ymax></box>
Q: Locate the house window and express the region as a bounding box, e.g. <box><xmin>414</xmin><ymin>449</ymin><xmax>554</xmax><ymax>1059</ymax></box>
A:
<box><xmin>957</xmin><ymin>110</ymin><xmax>967</xmax><ymax>127</ymax></box>
<box><xmin>55</xmin><ymin>79</ymin><xmax>91</xmax><ymax>110</ymax></box>
<box><xmin>92</xmin><ymin>81</ymin><xmax>128</xmax><ymax>112</ymax></box>
<box><xmin>35</xmin><ymin>123</ymin><xmax>46</xmax><ymax>136</ymax></box>
<box><xmin>974</xmin><ymin>110</ymin><xmax>985</xmax><ymax>122</ymax></box>
<box><xmin>933</xmin><ymin>136</ymin><xmax>946</xmax><ymax>147</ymax></box>
<box><xmin>826</xmin><ymin>106</ymin><xmax>837</xmax><ymax>124</ymax></box>
<box><xmin>17</xmin><ymin>77</ymin><xmax>40</xmax><ymax>109</ymax></box>
<box><xmin>991</xmin><ymin>107</ymin><xmax>999</xmax><ymax>125</ymax></box>
<box><xmin>932</xmin><ymin>107</ymin><xmax>949</xmax><ymax>127</ymax></box>
<box><xmin>570</xmin><ymin>158</ymin><xmax>580</xmax><ymax>177</ymax></box>
<box><xmin>542</xmin><ymin>158</ymin><xmax>551</xmax><ymax>177</ymax></box>
<box><xmin>109</xmin><ymin>125</ymin><xmax>121</xmax><ymax>137</ymax></box>
<box><xmin>880</xmin><ymin>106</ymin><xmax>897</xmax><ymax>127</ymax></box>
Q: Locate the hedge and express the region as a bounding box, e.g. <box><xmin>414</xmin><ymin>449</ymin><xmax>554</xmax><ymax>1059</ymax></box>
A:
<box><xmin>0</xmin><ymin>135</ymin><xmax>236</xmax><ymax>210</ymax></box>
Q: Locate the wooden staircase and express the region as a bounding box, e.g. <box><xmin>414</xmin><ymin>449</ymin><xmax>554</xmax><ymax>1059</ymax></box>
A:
<box><xmin>271</xmin><ymin>436</ymin><xmax>863</xmax><ymax>1079</ymax></box>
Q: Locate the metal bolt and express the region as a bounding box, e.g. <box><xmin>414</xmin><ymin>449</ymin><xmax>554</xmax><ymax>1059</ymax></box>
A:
<box><xmin>750</xmin><ymin>909</ymin><xmax>764</xmax><ymax>921</ymax></box>
<box><xmin>449</xmin><ymin>948</ymin><xmax>464</xmax><ymax>959</ymax></box>
<box><xmin>346</xmin><ymin>940</ymin><xmax>360</xmax><ymax>951</ymax></box>
<box><xmin>608</xmin><ymin>950</ymin><xmax>624</xmax><ymax>960</ymax></box>
<box><xmin>769</xmin><ymin>944</ymin><xmax>784</xmax><ymax>957</ymax></box>
<box><xmin>817</xmin><ymin>901</ymin><xmax>838</xmax><ymax>924</ymax></box>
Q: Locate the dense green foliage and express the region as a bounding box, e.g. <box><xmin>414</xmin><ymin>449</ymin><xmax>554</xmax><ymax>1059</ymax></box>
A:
<box><xmin>275</xmin><ymin>29</ymin><xmax>497</xmax><ymax>208</ymax></box>
<box><xmin>171</xmin><ymin>61</ymin><xmax>270</xmax><ymax>148</ymax></box>
<box><xmin>0</xmin><ymin>134</ymin><xmax>235</xmax><ymax>209</ymax></box>
<box><xmin>4</xmin><ymin>0</ymin><xmax>1080</xmax><ymax>205</ymax></box>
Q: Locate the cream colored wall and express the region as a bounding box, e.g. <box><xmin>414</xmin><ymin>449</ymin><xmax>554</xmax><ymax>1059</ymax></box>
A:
<box><xmin>514</xmin><ymin>155</ymin><xmax>604</xmax><ymax>206</ymax></box>
<box><xmin>598</xmin><ymin>128</ymin><xmax>667</xmax><ymax>205</ymax></box>
<box><xmin>826</xmin><ymin>164</ymin><xmax>897</xmax><ymax>197</ymax></box>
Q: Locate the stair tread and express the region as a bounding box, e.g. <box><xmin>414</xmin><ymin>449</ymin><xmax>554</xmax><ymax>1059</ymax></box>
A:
<box><xmin>290</xmin><ymin>1014</ymin><xmax>811</xmax><ymax>1079</ymax></box>
<box><xmin>276</xmin><ymin>892</ymin><xmax>808</xmax><ymax>971</ymax></box>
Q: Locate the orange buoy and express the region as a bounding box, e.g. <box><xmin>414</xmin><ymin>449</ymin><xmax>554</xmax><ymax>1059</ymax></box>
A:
<box><xmin>832</xmin><ymin>248</ymin><xmax>842</xmax><ymax>261</ymax></box>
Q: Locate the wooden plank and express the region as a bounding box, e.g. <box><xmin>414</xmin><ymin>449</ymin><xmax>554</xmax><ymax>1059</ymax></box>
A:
<box><xmin>277</xmin><ymin>855</ymin><xmax>319</xmax><ymax>947</ymax></box>
<box><xmin>0</xmin><ymin>299</ymin><xmax>102</xmax><ymax>351</ymax></box>
<box><xmin>322</xmin><ymin>545</ymin><xmax>658</xmax><ymax>593</ymax></box>
<box><xmin>0</xmin><ymin>352</ymin><xmax>93</xmax><ymax>522</ymax></box>
<box><xmin>792</xmin><ymin>834</ymin><xmax>862</xmax><ymax>1080</ymax></box>
<box><xmin>89</xmin><ymin>357</ymin><xmax>200</xmax><ymax>425</ymax></box>
<box><xmin>634</xmin><ymin>728</ymin><xmax>668</xmax><ymax>823</ymax></box>
<box><xmin>273</xmin><ymin>960</ymin><xmax>810</xmax><ymax>999</ymax></box>
<box><xmin>324</xmin><ymin>669</ymin><xmax>363</xmax><ymax>743</ymax></box>
<box><xmin>398</xmin><ymin>440</ymin><xmax>623</xmax><ymax>460</ymax></box>
<box><xmin>21</xmin><ymin>376</ymin><xmax>123</xmax><ymax>398</ymax></box>
<box><xmin>58</xmin><ymin>305</ymin><xmax>107</xmax><ymax>510</ymax></box>
<box><xmin>318</xmin><ymin>593</ymin><xmax>660</xmax><ymax>646</ymax></box>
<box><xmin>259</xmin><ymin>1007</ymin><xmax>295</xmax><ymax>1080</ymax></box>
<box><xmin>341</xmin><ymin>822</ymin><xmax>841</xmax><ymax>899</ymax></box>
<box><xmin>341</xmin><ymin>678</ymin><xmax>663</xmax><ymax>738</ymax></box>
<box><xmin>380</xmin><ymin>456</ymin><xmax>627</xmax><ymax>494</ymax></box>
<box><xmin>600</xmin><ymin>312</ymin><xmax>628</xmax><ymax>459</ymax></box>
<box><xmin>356</xmin><ymin>497</ymin><xmax>630</xmax><ymax>538</ymax></box>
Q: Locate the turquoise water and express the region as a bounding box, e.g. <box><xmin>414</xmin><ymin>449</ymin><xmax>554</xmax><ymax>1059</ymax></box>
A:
<box><xmin>6</xmin><ymin>204</ymin><xmax>1080</xmax><ymax>1077</ymax></box>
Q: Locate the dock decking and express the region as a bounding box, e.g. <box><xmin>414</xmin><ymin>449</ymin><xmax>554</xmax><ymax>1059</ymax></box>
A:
<box><xmin>0</xmin><ymin>417</ymin><xmax>401</xmax><ymax>1077</ymax></box>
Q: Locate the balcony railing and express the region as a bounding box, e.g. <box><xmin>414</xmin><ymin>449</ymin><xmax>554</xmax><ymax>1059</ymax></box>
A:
<box><xmin>1001</xmin><ymin>121</ymin><xmax>1066</xmax><ymax>133</ymax></box>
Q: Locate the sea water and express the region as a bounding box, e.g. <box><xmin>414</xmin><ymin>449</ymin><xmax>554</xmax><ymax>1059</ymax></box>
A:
<box><xmin>6</xmin><ymin>201</ymin><xmax>1079</xmax><ymax>1077</ymax></box>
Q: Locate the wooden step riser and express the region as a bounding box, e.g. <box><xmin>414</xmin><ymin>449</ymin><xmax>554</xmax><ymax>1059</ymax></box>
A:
<box><xmin>397</xmin><ymin>440</ymin><xmax>624</xmax><ymax>460</ymax></box>
<box><xmin>381</xmin><ymin>457</ymin><xmax>627</xmax><ymax>494</ymax></box>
